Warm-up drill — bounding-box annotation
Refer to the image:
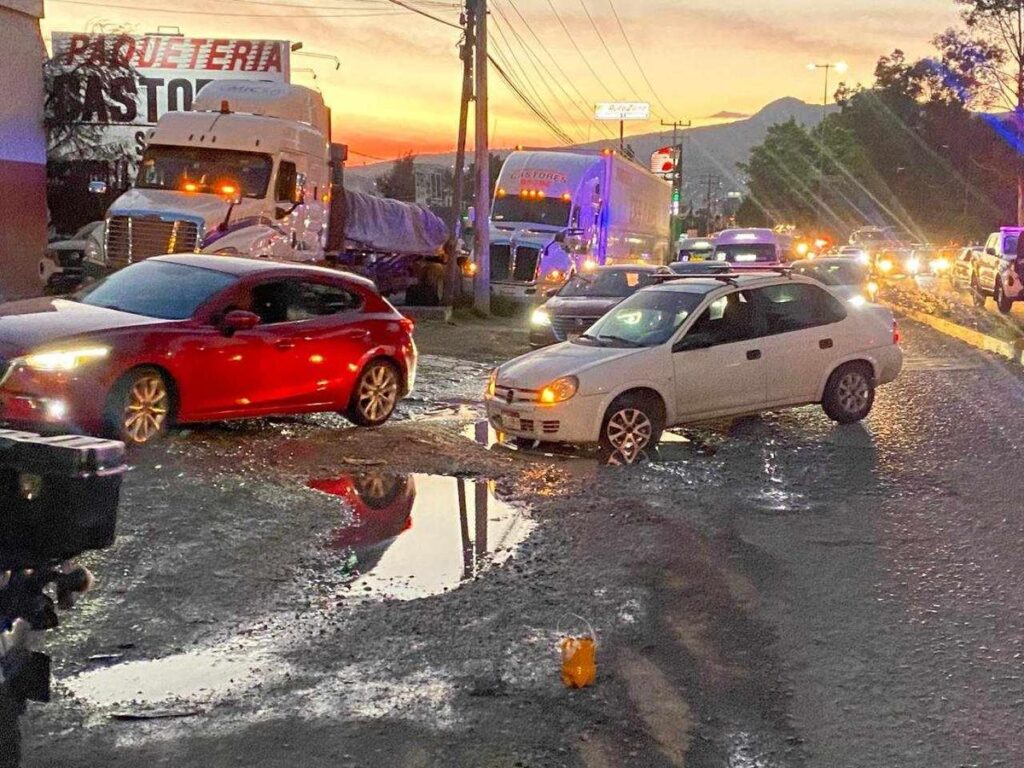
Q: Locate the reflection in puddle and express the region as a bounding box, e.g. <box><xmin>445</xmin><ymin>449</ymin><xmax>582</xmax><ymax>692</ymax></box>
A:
<box><xmin>309</xmin><ymin>473</ymin><xmax>534</xmax><ymax>600</ymax></box>
<box><xmin>66</xmin><ymin>647</ymin><xmax>278</xmax><ymax>708</ymax></box>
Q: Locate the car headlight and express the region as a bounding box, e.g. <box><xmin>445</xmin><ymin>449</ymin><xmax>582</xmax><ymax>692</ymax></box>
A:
<box><xmin>931</xmin><ymin>257</ymin><xmax>950</xmax><ymax>272</ymax></box>
<box><xmin>879</xmin><ymin>259</ymin><xmax>893</xmax><ymax>273</ymax></box>
<box><xmin>866</xmin><ymin>280</ymin><xmax>879</xmax><ymax>298</ymax></box>
<box><xmin>486</xmin><ymin>368</ymin><xmax>498</xmax><ymax>397</ymax></box>
<box><xmin>530</xmin><ymin>308</ymin><xmax>551</xmax><ymax>327</ymax></box>
<box><xmin>905</xmin><ymin>257</ymin><xmax>920</xmax><ymax>274</ymax></box>
<box><xmin>848</xmin><ymin>294</ymin><xmax>867</xmax><ymax>307</ymax></box>
<box><xmin>539</xmin><ymin>375</ymin><xmax>578</xmax><ymax>404</ymax></box>
<box><xmin>85</xmin><ymin>242</ymin><xmax>100</xmax><ymax>261</ymax></box>
<box><xmin>20</xmin><ymin>345</ymin><xmax>109</xmax><ymax>372</ymax></box>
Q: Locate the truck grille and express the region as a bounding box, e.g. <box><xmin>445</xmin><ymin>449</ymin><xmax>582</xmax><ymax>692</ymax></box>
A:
<box><xmin>513</xmin><ymin>247</ymin><xmax>540</xmax><ymax>282</ymax></box>
<box><xmin>490</xmin><ymin>244</ymin><xmax>512</xmax><ymax>281</ymax></box>
<box><xmin>105</xmin><ymin>215</ymin><xmax>200</xmax><ymax>267</ymax></box>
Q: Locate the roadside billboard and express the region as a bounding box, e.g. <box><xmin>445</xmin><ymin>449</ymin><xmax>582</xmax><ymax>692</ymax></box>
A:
<box><xmin>48</xmin><ymin>33</ymin><xmax>291</xmax><ymax>163</ymax></box>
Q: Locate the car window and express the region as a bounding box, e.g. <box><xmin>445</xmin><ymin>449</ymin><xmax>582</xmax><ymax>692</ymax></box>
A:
<box><xmin>676</xmin><ymin>290</ymin><xmax>762</xmax><ymax>351</ymax></box>
<box><xmin>753</xmin><ymin>283</ymin><xmax>845</xmax><ymax>335</ymax></box>
<box><xmin>76</xmin><ymin>261</ymin><xmax>238</xmax><ymax>320</ymax></box>
<box><xmin>250</xmin><ymin>280</ymin><xmax>361</xmax><ymax>325</ymax></box>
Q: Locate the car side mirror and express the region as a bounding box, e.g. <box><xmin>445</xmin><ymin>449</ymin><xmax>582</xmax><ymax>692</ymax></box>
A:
<box><xmin>219</xmin><ymin>309</ymin><xmax>260</xmax><ymax>336</ymax></box>
<box><xmin>986</xmin><ymin>247</ymin><xmax>997</xmax><ymax>256</ymax></box>
<box><xmin>544</xmin><ymin>287</ymin><xmax>559</xmax><ymax>298</ymax></box>
<box><xmin>88</xmin><ymin>180</ymin><xmax>107</xmax><ymax>195</ymax></box>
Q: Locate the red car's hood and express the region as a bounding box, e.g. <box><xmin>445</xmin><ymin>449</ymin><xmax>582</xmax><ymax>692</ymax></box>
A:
<box><xmin>0</xmin><ymin>298</ymin><xmax>166</xmax><ymax>354</ymax></box>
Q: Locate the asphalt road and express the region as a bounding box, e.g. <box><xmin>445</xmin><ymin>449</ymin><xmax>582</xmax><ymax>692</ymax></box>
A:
<box><xmin>17</xmin><ymin>319</ymin><xmax>1024</xmax><ymax>768</ymax></box>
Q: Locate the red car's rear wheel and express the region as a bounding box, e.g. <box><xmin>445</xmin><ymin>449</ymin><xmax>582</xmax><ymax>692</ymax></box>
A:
<box><xmin>346</xmin><ymin>359</ymin><xmax>401</xmax><ymax>427</ymax></box>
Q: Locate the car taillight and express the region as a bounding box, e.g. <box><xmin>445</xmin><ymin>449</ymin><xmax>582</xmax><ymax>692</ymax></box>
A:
<box><xmin>892</xmin><ymin>319</ymin><xmax>902</xmax><ymax>345</ymax></box>
<box><xmin>400</xmin><ymin>317</ymin><xmax>415</xmax><ymax>334</ymax></box>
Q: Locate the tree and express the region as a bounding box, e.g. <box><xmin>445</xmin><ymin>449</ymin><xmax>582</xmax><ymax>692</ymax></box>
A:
<box><xmin>376</xmin><ymin>153</ymin><xmax>417</xmax><ymax>202</ymax></box>
<box><xmin>954</xmin><ymin>0</ymin><xmax>1024</xmax><ymax>223</ymax></box>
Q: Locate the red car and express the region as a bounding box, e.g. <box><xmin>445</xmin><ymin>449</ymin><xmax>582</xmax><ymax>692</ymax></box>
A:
<box><xmin>0</xmin><ymin>254</ymin><xmax>417</xmax><ymax>445</ymax></box>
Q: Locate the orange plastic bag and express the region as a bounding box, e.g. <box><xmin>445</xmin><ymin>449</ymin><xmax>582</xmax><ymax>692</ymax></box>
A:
<box><xmin>559</xmin><ymin>616</ymin><xmax>597</xmax><ymax>688</ymax></box>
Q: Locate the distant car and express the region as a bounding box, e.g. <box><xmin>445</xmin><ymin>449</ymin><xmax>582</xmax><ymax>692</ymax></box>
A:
<box><xmin>950</xmin><ymin>247</ymin><xmax>979</xmax><ymax>291</ymax></box>
<box><xmin>874</xmin><ymin>247</ymin><xmax>922</xmax><ymax>277</ymax></box>
<box><xmin>974</xmin><ymin>227</ymin><xmax>1024</xmax><ymax>313</ymax></box>
<box><xmin>487</xmin><ymin>273</ymin><xmax>903</xmax><ymax>456</ymax></box>
<box><xmin>791</xmin><ymin>258</ymin><xmax>877</xmax><ymax>304</ymax></box>
<box><xmin>39</xmin><ymin>221</ymin><xmax>105</xmax><ymax>294</ymax></box>
<box><xmin>529</xmin><ymin>265</ymin><xmax>671</xmax><ymax>347</ymax></box>
<box><xmin>0</xmin><ymin>254</ymin><xmax>416</xmax><ymax>445</ymax></box>
<box><xmin>676</xmin><ymin>236</ymin><xmax>715</xmax><ymax>262</ymax></box>
<box><xmin>835</xmin><ymin>245</ymin><xmax>871</xmax><ymax>265</ymax></box>
<box><xmin>711</xmin><ymin>228</ymin><xmax>784</xmax><ymax>268</ymax></box>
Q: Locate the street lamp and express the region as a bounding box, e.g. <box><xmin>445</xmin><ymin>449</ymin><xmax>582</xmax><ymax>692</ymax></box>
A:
<box><xmin>807</xmin><ymin>61</ymin><xmax>847</xmax><ymax>110</ymax></box>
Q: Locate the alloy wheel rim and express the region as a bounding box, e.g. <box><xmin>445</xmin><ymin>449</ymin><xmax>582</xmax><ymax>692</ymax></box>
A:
<box><xmin>123</xmin><ymin>375</ymin><xmax>169</xmax><ymax>443</ymax></box>
<box><xmin>606</xmin><ymin>408</ymin><xmax>653</xmax><ymax>460</ymax></box>
<box><xmin>837</xmin><ymin>372</ymin><xmax>870</xmax><ymax>415</ymax></box>
<box><xmin>358</xmin><ymin>365</ymin><xmax>399</xmax><ymax>422</ymax></box>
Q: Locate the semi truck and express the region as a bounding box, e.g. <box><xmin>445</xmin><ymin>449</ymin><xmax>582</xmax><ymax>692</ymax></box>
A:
<box><xmin>48</xmin><ymin>80</ymin><xmax>448</xmax><ymax>300</ymax></box>
<box><xmin>485</xmin><ymin>149</ymin><xmax>671</xmax><ymax>297</ymax></box>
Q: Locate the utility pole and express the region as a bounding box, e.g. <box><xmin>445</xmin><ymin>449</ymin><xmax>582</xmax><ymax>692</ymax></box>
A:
<box><xmin>700</xmin><ymin>174</ymin><xmax>719</xmax><ymax>236</ymax></box>
<box><xmin>472</xmin><ymin>0</ymin><xmax>490</xmax><ymax>315</ymax></box>
<box><xmin>444</xmin><ymin>0</ymin><xmax>475</xmax><ymax>306</ymax></box>
<box><xmin>807</xmin><ymin>61</ymin><xmax>846</xmax><ymax>230</ymax></box>
<box><xmin>661</xmin><ymin>118</ymin><xmax>691</xmax><ymax>243</ymax></box>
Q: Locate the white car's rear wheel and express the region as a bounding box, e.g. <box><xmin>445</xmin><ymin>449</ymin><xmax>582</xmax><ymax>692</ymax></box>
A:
<box><xmin>822</xmin><ymin>363</ymin><xmax>875</xmax><ymax>424</ymax></box>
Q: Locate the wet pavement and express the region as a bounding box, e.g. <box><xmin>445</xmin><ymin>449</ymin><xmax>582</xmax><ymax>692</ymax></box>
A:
<box><xmin>18</xmin><ymin>319</ymin><xmax>1024</xmax><ymax>767</ymax></box>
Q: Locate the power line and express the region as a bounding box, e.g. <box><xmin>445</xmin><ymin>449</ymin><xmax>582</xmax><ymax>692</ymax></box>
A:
<box><xmin>50</xmin><ymin>0</ymin><xmax>409</xmax><ymax>17</ymax></box>
<box><xmin>489</xmin><ymin>6</ymin><xmax>589</xmax><ymax>143</ymax></box>
<box><xmin>498</xmin><ymin>0</ymin><xmax>615</xmax><ymax>141</ymax></box>
<box><xmin>576</xmin><ymin>0</ymin><xmax>646</xmax><ymax>105</ymax></box>
<box><xmin>384</xmin><ymin>0</ymin><xmax>462</xmax><ymax>30</ymax></box>
<box><xmin>540</xmin><ymin>0</ymin><xmax>616</xmax><ymax>101</ymax></box>
<box><xmin>606</xmin><ymin>0</ymin><xmax>675</xmax><ymax>118</ymax></box>
<box><xmin>489</xmin><ymin>17</ymin><xmax>564</xmax><ymax>133</ymax></box>
<box><xmin>488</xmin><ymin>54</ymin><xmax>574</xmax><ymax>145</ymax></box>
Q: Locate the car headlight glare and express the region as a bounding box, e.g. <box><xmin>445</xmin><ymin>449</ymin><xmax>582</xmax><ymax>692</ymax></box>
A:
<box><xmin>21</xmin><ymin>345</ymin><xmax>109</xmax><ymax>372</ymax></box>
<box><xmin>906</xmin><ymin>257</ymin><xmax>920</xmax><ymax>273</ymax></box>
<box><xmin>867</xmin><ymin>280</ymin><xmax>879</xmax><ymax>297</ymax></box>
<box><xmin>849</xmin><ymin>294</ymin><xmax>867</xmax><ymax>307</ymax></box>
<box><xmin>531</xmin><ymin>308</ymin><xmax>551</xmax><ymax>327</ymax></box>
<box><xmin>879</xmin><ymin>259</ymin><xmax>893</xmax><ymax>273</ymax></box>
<box><xmin>539</xmin><ymin>375</ymin><xmax>578</xmax><ymax>404</ymax></box>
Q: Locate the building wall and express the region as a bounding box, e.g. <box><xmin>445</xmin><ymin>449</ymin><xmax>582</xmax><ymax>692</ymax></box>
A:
<box><xmin>0</xmin><ymin>0</ymin><xmax>47</xmax><ymax>299</ymax></box>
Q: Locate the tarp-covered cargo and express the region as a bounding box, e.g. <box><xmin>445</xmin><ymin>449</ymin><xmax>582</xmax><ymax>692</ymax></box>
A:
<box><xmin>333</xmin><ymin>189</ymin><xmax>448</xmax><ymax>256</ymax></box>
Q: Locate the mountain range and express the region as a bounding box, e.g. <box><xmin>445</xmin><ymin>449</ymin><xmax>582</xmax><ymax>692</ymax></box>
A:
<box><xmin>346</xmin><ymin>96</ymin><xmax>838</xmax><ymax>203</ymax></box>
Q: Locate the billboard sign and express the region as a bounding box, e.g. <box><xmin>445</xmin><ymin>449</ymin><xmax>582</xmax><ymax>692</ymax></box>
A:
<box><xmin>595</xmin><ymin>102</ymin><xmax>651</xmax><ymax>121</ymax></box>
<box><xmin>48</xmin><ymin>33</ymin><xmax>291</xmax><ymax>164</ymax></box>
<box><xmin>650</xmin><ymin>146</ymin><xmax>677</xmax><ymax>177</ymax></box>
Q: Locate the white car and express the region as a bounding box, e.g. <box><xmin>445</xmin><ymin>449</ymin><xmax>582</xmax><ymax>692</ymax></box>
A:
<box><xmin>485</xmin><ymin>273</ymin><xmax>903</xmax><ymax>456</ymax></box>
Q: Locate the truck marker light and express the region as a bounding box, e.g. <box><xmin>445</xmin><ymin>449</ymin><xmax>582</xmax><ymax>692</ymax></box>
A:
<box><xmin>561</xmin><ymin>192</ymin><xmax>572</xmax><ymax>202</ymax></box>
<box><xmin>183</xmin><ymin>182</ymin><xmax>199</xmax><ymax>193</ymax></box>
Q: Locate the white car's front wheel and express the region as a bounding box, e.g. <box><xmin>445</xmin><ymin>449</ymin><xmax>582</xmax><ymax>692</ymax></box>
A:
<box><xmin>599</xmin><ymin>392</ymin><xmax>664</xmax><ymax>459</ymax></box>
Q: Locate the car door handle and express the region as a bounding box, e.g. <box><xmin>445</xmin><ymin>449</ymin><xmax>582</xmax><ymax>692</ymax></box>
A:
<box><xmin>819</xmin><ymin>338</ymin><xmax>834</xmax><ymax>350</ymax></box>
<box><xmin>274</xmin><ymin>341</ymin><xmax>296</xmax><ymax>351</ymax></box>
<box><xmin>746</xmin><ymin>349</ymin><xmax>762</xmax><ymax>361</ymax></box>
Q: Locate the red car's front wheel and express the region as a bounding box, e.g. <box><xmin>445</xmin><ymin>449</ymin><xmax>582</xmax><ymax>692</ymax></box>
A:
<box><xmin>106</xmin><ymin>367</ymin><xmax>173</xmax><ymax>445</ymax></box>
<box><xmin>346</xmin><ymin>359</ymin><xmax>401</xmax><ymax>427</ymax></box>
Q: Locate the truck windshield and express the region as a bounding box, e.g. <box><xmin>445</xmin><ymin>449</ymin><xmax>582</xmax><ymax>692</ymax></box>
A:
<box><xmin>492</xmin><ymin>197</ymin><xmax>571</xmax><ymax>227</ymax></box>
<box><xmin>137</xmin><ymin>145</ymin><xmax>273</xmax><ymax>199</ymax></box>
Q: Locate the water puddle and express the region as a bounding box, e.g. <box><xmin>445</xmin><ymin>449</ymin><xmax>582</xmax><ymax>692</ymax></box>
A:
<box><xmin>65</xmin><ymin>646</ymin><xmax>280</xmax><ymax>708</ymax></box>
<box><xmin>308</xmin><ymin>473</ymin><xmax>534</xmax><ymax>600</ymax></box>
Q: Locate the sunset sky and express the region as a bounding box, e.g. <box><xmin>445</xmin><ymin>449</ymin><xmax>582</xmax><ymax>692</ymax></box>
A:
<box><xmin>41</xmin><ymin>0</ymin><xmax>960</xmax><ymax>163</ymax></box>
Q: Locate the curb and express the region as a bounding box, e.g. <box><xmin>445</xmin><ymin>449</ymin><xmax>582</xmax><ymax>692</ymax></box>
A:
<box><xmin>883</xmin><ymin>300</ymin><xmax>1024</xmax><ymax>364</ymax></box>
<box><xmin>399</xmin><ymin>305</ymin><xmax>453</xmax><ymax>323</ymax></box>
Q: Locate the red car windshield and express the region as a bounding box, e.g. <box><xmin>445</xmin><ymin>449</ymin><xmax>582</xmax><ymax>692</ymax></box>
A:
<box><xmin>77</xmin><ymin>261</ymin><xmax>237</xmax><ymax>320</ymax></box>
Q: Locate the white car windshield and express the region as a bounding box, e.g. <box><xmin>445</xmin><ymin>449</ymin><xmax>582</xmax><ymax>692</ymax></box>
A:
<box><xmin>576</xmin><ymin>289</ymin><xmax>705</xmax><ymax>348</ymax></box>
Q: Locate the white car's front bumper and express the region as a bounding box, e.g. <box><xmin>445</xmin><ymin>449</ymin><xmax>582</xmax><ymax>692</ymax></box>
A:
<box><xmin>484</xmin><ymin>393</ymin><xmax>604</xmax><ymax>444</ymax></box>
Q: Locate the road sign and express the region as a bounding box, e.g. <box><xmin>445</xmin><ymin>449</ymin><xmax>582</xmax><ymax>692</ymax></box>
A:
<box><xmin>595</xmin><ymin>102</ymin><xmax>651</xmax><ymax>121</ymax></box>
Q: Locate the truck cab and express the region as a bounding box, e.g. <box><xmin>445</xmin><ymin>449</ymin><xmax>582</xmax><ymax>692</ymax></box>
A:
<box><xmin>104</xmin><ymin>80</ymin><xmax>331</xmax><ymax>270</ymax></box>
<box><xmin>974</xmin><ymin>227</ymin><xmax>1024</xmax><ymax>313</ymax></box>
